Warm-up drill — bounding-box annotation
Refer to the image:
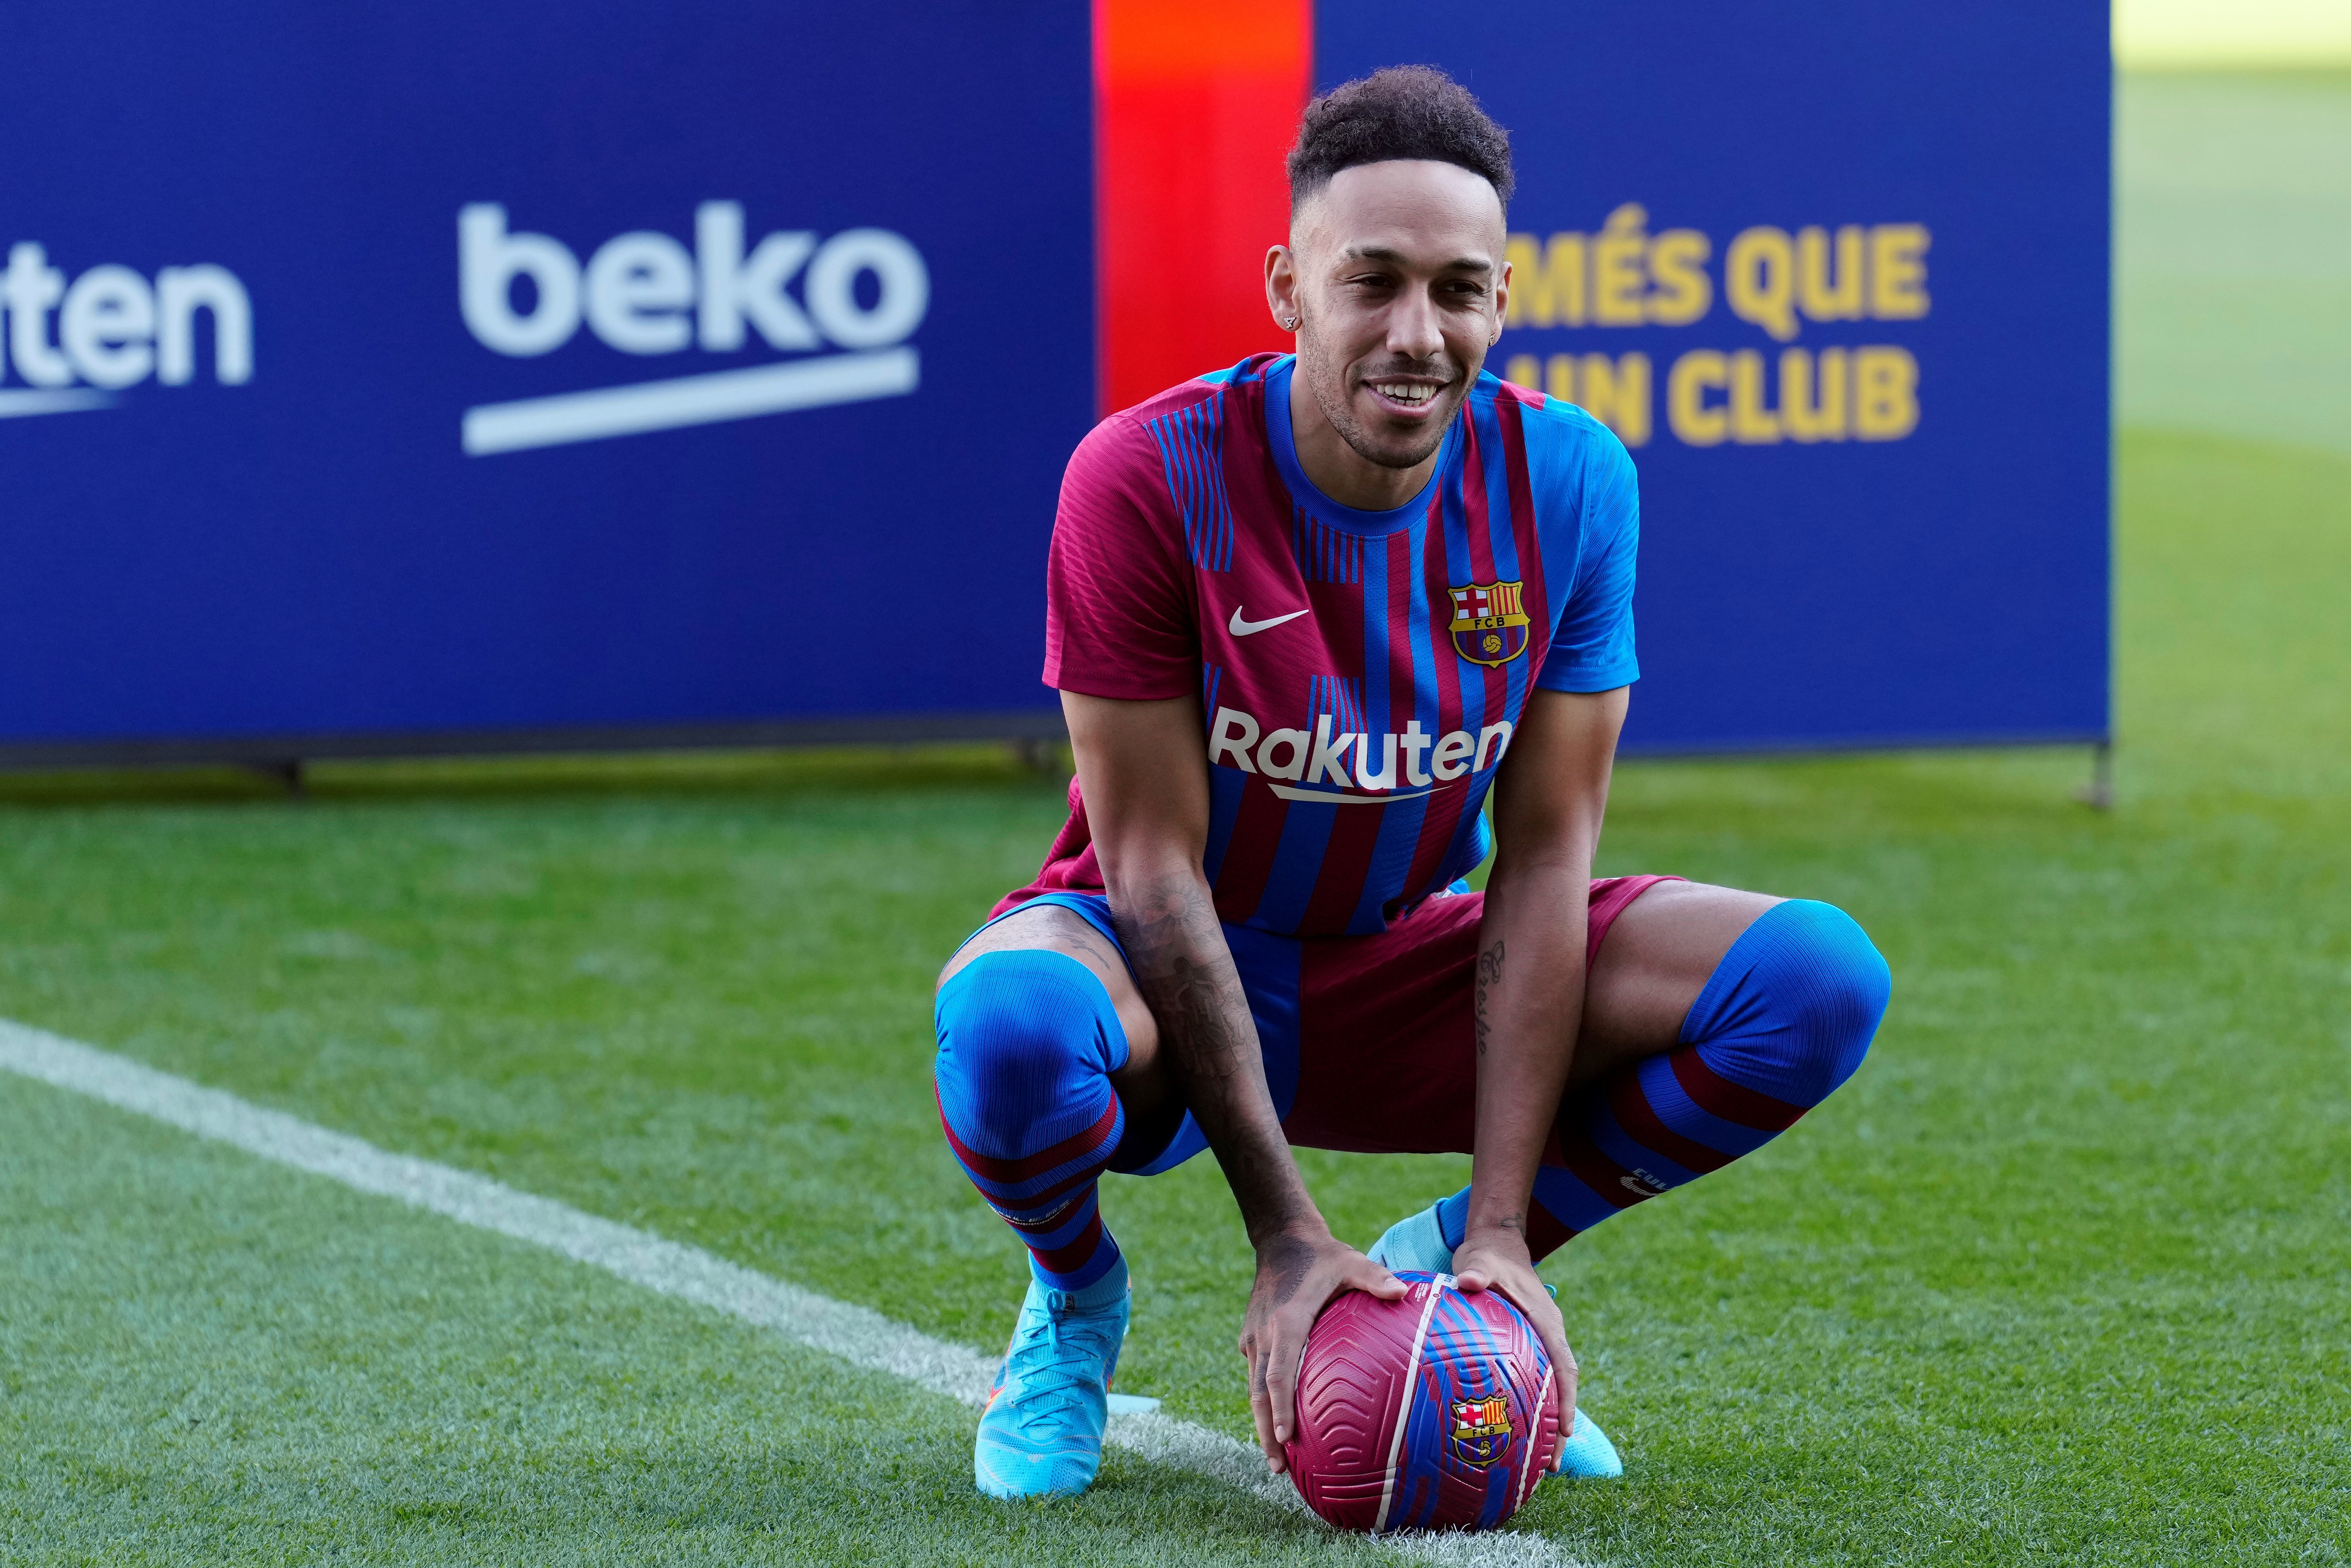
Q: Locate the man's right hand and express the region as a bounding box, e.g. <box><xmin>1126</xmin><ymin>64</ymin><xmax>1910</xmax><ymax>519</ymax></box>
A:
<box><xmin>1239</xmin><ymin>1225</ymin><xmax>1406</xmax><ymax>1473</ymax></box>
<box><xmin>1065</xmin><ymin>693</ymin><xmax>1393</xmax><ymax>1472</ymax></box>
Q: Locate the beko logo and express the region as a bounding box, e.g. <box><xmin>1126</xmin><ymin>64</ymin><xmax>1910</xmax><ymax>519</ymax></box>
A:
<box><xmin>0</xmin><ymin>243</ymin><xmax>251</xmax><ymax>421</ymax></box>
<box><xmin>457</xmin><ymin>202</ymin><xmax>929</xmax><ymax>456</ymax></box>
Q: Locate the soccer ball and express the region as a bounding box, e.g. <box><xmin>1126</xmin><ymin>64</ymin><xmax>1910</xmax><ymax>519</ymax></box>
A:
<box><xmin>1283</xmin><ymin>1271</ymin><xmax>1560</xmax><ymax>1532</ymax></box>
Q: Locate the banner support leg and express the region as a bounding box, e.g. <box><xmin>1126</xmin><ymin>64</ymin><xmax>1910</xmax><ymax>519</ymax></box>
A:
<box><xmin>247</xmin><ymin>758</ymin><xmax>305</xmax><ymax>798</ymax></box>
<box><xmin>1008</xmin><ymin>736</ymin><xmax>1068</xmax><ymax>784</ymax></box>
<box><xmin>2073</xmin><ymin>741</ymin><xmax>2113</xmax><ymax>811</ymax></box>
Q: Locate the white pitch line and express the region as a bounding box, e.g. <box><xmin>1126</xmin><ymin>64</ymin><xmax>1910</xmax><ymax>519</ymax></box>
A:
<box><xmin>0</xmin><ymin>1018</ymin><xmax>1582</xmax><ymax>1568</ymax></box>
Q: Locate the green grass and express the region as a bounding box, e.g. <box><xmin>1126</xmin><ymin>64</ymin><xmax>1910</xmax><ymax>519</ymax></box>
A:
<box><xmin>0</xmin><ymin>1065</ymin><xmax>1405</xmax><ymax>1568</ymax></box>
<box><xmin>5</xmin><ymin>427</ymin><xmax>2346</xmax><ymax>1565</ymax></box>
<box><xmin>5</xmin><ymin>73</ymin><xmax>2351</xmax><ymax>1568</ymax></box>
<box><xmin>2117</xmin><ymin>72</ymin><xmax>2351</xmax><ymax>458</ymax></box>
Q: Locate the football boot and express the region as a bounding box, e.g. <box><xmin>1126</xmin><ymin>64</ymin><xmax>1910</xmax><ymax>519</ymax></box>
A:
<box><xmin>1554</xmin><ymin>1406</ymin><xmax>1625</xmax><ymax>1478</ymax></box>
<box><xmin>973</xmin><ymin>1274</ymin><xmax>1129</xmax><ymax>1499</ymax></box>
<box><xmin>1367</xmin><ymin>1203</ymin><xmax>1455</xmax><ymax>1274</ymax></box>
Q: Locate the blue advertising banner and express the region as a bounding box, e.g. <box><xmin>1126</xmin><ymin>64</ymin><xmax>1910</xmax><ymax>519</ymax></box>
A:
<box><xmin>4</xmin><ymin>2</ymin><xmax>2106</xmax><ymax>766</ymax></box>
<box><xmin>1318</xmin><ymin>1</ymin><xmax>2113</xmax><ymax>753</ymax></box>
<box><xmin>0</xmin><ymin>1</ymin><xmax>1090</xmax><ymax>761</ymax></box>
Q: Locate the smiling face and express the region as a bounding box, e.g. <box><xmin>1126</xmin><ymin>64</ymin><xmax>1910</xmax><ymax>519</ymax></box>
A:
<box><xmin>1271</xmin><ymin>159</ymin><xmax>1510</xmax><ymax>483</ymax></box>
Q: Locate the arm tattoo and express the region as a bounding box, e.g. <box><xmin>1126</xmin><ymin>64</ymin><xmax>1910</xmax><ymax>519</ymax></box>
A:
<box><xmin>1077</xmin><ymin>933</ymin><xmax>1133</xmax><ymax>988</ymax></box>
<box><xmin>1115</xmin><ymin>874</ymin><xmax>1309</xmax><ymax>1241</ymax></box>
<box><xmin>1257</xmin><ymin>1231</ymin><xmax>1314</xmax><ymax>1309</ymax></box>
<box><xmin>1475</xmin><ymin>939</ymin><xmax>1505</xmax><ymax>1059</ymax></box>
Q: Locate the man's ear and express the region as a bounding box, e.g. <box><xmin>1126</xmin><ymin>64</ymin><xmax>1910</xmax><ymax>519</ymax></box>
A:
<box><xmin>1265</xmin><ymin>243</ymin><xmax>1304</xmax><ymax>335</ymax></box>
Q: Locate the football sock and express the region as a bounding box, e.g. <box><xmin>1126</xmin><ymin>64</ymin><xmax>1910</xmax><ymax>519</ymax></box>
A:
<box><xmin>934</xmin><ymin>949</ymin><xmax>1131</xmax><ymax>1294</ymax></box>
<box><xmin>1435</xmin><ymin>899</ymin><xmax>1891</xmax><ymax>1262</ymax></box>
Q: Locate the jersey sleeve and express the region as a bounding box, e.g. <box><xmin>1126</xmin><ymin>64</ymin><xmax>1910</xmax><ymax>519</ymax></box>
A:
<box><xmin>1535</xmin><ymin>422</ymin><xmax>1640</xmax><ymax>694</ymax></box>
<box><xmin>1042</xmin><ymin>412</ymin><xmax>1198</xmax><ymax>701</ymax></box>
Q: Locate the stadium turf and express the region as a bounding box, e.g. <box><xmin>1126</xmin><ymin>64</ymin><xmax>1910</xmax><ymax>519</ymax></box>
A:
<box><xmin>0</xmin><ymin>1069</ymin><xmax>1407</xmax><ymax>1568</ymax></box>
<box><xmin>5</xmin><ymin>77</ymin><xmax>2348</xmax><ymax>1568</ymax></box>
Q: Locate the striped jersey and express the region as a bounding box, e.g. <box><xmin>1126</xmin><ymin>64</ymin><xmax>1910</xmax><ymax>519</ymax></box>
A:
<box><xmin>1004</xmin><ymin>353</ymin><xmax>1639</xmax><ymax>939</ymax></box>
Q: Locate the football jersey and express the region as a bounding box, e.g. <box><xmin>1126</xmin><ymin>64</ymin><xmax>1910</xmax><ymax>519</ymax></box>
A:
<box><xmin>1005</xmin><ymin>352</ymin><xmax>1639</xmax><ymax>939</ymax></box>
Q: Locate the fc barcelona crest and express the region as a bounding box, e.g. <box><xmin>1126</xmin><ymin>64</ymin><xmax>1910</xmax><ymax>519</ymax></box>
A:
<box><xmin>1448</xmin><ymin>581</ymin><xmax>1530</xmax><ymax>667</ymax></box>
<box><xmin>1448</xmin><ymin>1393</ymin><xmax>1514</xmax><ymax>1469</ymax></box>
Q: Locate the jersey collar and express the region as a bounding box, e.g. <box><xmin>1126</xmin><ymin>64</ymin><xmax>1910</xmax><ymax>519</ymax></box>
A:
<box><xmin>1263</xmin><ymin>355</ymin><xmax>1457</xmax><ymax>537</ymax></box>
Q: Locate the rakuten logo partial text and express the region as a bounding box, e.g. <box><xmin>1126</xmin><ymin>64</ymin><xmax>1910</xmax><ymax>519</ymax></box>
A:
<box><xmin>0</xmin><ymin>243</ymin><xmax>250</xmax><ymax>421</ymax></box>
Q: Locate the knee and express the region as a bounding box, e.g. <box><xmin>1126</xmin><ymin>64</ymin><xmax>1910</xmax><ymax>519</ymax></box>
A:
<box><xmin>1765</xmin><ymin>900</ymin><xmax>1891</xmax><ymax>1102</ymax></box>
<box><xmin>934</xmin><ymin>951</ymin><xmax>1125</xmax><ymax>1147</ymax></box>
<box><xmin>1695</xmin><ymin>899</ymin><xmax>1890</xmax><ymax>1107</ymax></box>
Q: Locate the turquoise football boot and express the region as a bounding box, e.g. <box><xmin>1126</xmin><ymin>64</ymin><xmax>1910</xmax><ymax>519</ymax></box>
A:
<box><xmin>1554</xmin><ymin>1406</ymin><xmax>1624</xmax><ymax>1478</ymax></box>
<box><xmin>1368</xmin><ymin>1203</ymin><xmax>1624</xmax><ymax>1479</ymax></box>
<box><xmin>1367</xmin><ymin>1203</ymin><xmax>1455</xmax><ymax>1273</ymax></box>
<box><xmin>973</xmin><ymin>1273</ymin><xmax>1129</xmax><ymax>1499</ymax></box>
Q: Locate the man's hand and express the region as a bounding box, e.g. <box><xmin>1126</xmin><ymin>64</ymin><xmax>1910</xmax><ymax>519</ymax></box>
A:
<box><xmin>1068</xmin><ymin>693</ymin><xmax>1393</xmax><ymax>1472</ymax></box>
<box><xmin>1452</xmin><ymin>1229</ymin><xmax>1577</xmax><ymax>1435</ymax></box>
<box><xmin>1450</xmin><ymin>688</ymin><xmax>1620</xmax><ymax>1448</ymax></box>
<box><xmin>1240</xmin><ymin>1225</ymin><xmax>1405</xmax><ymax>1472</ymax></box>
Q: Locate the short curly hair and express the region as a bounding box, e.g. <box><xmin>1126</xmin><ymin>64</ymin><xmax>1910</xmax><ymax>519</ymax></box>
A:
<box><xmin>1286</xmin><ymin>65</ymin><xmax>1513</xmax><ymax>211</ymax></box>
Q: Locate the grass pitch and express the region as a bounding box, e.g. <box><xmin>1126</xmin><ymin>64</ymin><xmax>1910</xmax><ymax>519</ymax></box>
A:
<box><xmin>5</xmin><ymin>77</ymin><xmax>2349</xmax><ymax>1568</ymax></box>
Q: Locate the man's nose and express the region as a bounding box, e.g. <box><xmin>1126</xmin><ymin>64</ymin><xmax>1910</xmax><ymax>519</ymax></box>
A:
<box><xmin>1384</xmin><ymin>285</ymin><xmax>1446</xmax><ymax>362</ymax></box>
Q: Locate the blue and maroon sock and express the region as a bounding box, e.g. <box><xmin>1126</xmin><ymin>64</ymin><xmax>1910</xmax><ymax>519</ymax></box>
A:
<box><xmin>934</xmin><ymin>949</ymin><xmax>1131</xmax><ymax>1296</ymax></box>
<box><xmin>1435</xmin><ymin>899</ymin><xmax>1891</xmax><ymax>1262</ymax></box>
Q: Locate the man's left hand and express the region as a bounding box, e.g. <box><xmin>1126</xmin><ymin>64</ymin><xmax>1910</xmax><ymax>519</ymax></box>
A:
<box><xmin>1453</xmin><ymin>1229</ymin><xmax>1577</xmax><ymax>1434</ymax></box>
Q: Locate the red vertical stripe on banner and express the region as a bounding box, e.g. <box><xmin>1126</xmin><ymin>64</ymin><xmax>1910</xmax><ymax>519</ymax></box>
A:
<box><xmin>1096</xmin><ymin>0</ymin><xmax>1313</xmax><ymax>413</ymax></box>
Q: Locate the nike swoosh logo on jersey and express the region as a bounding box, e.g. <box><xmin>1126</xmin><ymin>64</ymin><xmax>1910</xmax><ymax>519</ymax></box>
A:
<box><xmin>1228</xmin><ymin>606</ymin><xmax>1310</xmax><ymax>637</ymax></box>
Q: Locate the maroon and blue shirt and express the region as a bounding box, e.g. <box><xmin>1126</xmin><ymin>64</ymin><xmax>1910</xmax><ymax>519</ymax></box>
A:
<box><xmin>1003</xmin><ymin>352</ymin><xmax>1640</xmax><ymax>939</ymax></box>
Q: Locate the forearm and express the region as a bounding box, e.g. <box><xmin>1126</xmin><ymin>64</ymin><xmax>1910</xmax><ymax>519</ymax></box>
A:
<box><xmin>1063</xmin><ymin>690</ymin><xmax>1378</xmax><ymax>1467</ymax></box>
<box><xmin>1109</xmin><ymin>865</ymin><xmax>1320</xmax><ymax>1245</ymax></box>
<box><xmin>1464</xmin><ymin>859</ymin><xmax>1591</xmax><ymax>1245</ymax></box>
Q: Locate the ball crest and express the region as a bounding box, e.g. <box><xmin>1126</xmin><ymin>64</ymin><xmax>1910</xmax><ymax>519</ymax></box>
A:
<box><xmin>1282</xmin><ymin>1271</ymin><xmax>1561</xmax><ymax>1533</ymax></box>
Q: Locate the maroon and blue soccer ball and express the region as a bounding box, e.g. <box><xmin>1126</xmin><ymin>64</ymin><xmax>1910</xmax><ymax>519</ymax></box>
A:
<box><xmin>1283</xmin><ymin>1271</ymin><xmax>1561</xmax><ymax>1532</ymax></box>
